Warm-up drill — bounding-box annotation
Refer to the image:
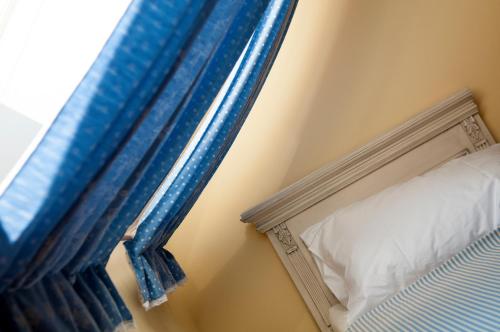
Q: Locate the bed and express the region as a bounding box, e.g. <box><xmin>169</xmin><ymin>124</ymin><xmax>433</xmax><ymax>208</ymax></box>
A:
<box><xmin>240</xmin><ymin>89</ymin><xmax>497</xmax><ymax>331</ymax></box>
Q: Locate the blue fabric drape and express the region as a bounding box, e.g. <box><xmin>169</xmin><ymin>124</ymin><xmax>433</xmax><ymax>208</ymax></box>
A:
<box><xmin>0</xmin><ymin>0</ymin><xmax>300</xmax><ymax>330</ymax></box>
<box><xmin>124</xmin><ymin>0</ymin><xmax>298</xmax><ymax>308</ymax></box>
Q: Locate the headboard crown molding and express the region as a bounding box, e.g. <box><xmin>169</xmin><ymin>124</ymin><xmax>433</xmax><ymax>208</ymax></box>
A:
<box><xmin>241</xmin><ymin>89</ymin><xmax>493</xmax><ymax>232</ymax></box>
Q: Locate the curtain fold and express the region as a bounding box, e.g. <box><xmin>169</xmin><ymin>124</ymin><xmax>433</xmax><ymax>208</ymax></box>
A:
<box><xmin>2</xmin><ymin>267</ymin><xmax>132</xmax><ymax>332</ymax></box>
<box><xmin>0</xmin><ymin>0</ymin><xmax>297</xmax><ymax>330</ymax></box>
<box><xmin>124</xmin><ymin>0</ymin><xmax>298</xmax><ymax>309</ymax></box>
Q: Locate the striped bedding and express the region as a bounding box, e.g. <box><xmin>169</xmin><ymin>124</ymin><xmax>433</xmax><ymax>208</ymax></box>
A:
<box><xmin>347</xmin><ymin>228</ymin><xmax>500</xmax><ymax>332</ymax></box>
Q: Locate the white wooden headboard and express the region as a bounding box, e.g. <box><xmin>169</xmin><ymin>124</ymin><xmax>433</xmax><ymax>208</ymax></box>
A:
<box><xmin>240</xmin><ymin>89</ymin><xmax>496</xmax><ymax>331</ymax></box>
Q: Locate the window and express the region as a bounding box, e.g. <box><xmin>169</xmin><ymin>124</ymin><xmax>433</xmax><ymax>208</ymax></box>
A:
<box><xmin>0</xmin><ymin>0</ymin><xmax>130</xmax><ymax>186</ymax></box>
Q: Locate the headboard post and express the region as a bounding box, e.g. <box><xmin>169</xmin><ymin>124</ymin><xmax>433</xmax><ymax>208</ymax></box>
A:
<box><xmin>268</xmin><ymin>222</ymin><xmax>334</xmax><ymax>330</ymax></box>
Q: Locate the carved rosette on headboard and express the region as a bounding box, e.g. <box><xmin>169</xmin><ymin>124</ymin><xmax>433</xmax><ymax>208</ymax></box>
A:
<box><xmin>461</xmin><ymin>116</ymin><xmax>489</xmax><ymax>150</ymax></box>
<box><xmin>273</xmin><ymin>223</ymin><xmax>298</xmax><ymax>254</ymax></box>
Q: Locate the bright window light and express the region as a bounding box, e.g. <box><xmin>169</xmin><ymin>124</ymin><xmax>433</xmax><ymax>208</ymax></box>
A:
<box><xmin>0</xmin><ymin>0</ymin><xmax>131</xmax><ymax>125</ymax></box>
<box><xmin>0</xmin><ymin>0</ymin><xmax>131</xmax><ymax>187</ymax></box>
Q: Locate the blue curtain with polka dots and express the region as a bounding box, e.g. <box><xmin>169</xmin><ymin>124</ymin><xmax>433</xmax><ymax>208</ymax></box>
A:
<box><xmin>124</xmin><ymin>0</ymin><xmax>298</xmax><ymax>309</ymax></box>
<box><xmin>0</xmin><ymin>0</ymin><xmax>297</xmax><ymax>330</ymax></box>
<box><xmin>0</xmin><ymin>0</ymin><xmax>294</xmax><ymax>331</ymax></box>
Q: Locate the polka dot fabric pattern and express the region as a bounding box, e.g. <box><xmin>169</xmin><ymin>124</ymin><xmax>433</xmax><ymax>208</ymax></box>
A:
<box><xmin>0</xmin><ymin>0</ymin><xmax>297</xmax><ymax>330</ymax></box>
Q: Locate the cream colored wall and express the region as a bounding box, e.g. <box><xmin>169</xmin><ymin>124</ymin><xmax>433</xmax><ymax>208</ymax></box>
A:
<box><xmin>282</xmin><ymin>0</ymin><xmax>500</xmax><ymax>186</ymax></box>
<box><xmin>107</xmin><ymin>0</ymin><xmax>500</xmax><ymax>331</ymax></box>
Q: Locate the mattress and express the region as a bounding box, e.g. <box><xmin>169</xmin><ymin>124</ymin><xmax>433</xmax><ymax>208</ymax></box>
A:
<box><xmin>345</xmin><ymin>227</ymin><xmax>500</xmax><ymax>332</ymax></box>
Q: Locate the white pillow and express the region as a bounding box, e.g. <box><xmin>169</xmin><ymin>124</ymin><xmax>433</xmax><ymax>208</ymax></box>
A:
<box><xmin>301</xmin><ymin>144</ymin><xmax>500</xmax><ymax>324</ymax></box>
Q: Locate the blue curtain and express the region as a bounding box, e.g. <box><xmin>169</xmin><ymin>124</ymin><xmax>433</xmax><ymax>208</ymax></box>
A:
<box><xmin>124</xmin><ymin>0</ymin><xmax>298</xmax><ymax>309</ymax></box>
<box><xmin>0</xmin><ymin>0</ymin><xmax>297</xmax><ymax>330</ymax></box>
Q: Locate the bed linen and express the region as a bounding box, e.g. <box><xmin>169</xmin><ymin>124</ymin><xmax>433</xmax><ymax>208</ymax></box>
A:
<box><xmin>347</xmin><ymin>227</ymin><xmax>500</xmax><ymax>332</ymax></box>
<box><xmin>328</xmin><ymin>303</ymin><xmax>349</xmax><ymax>332</ymax></box>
